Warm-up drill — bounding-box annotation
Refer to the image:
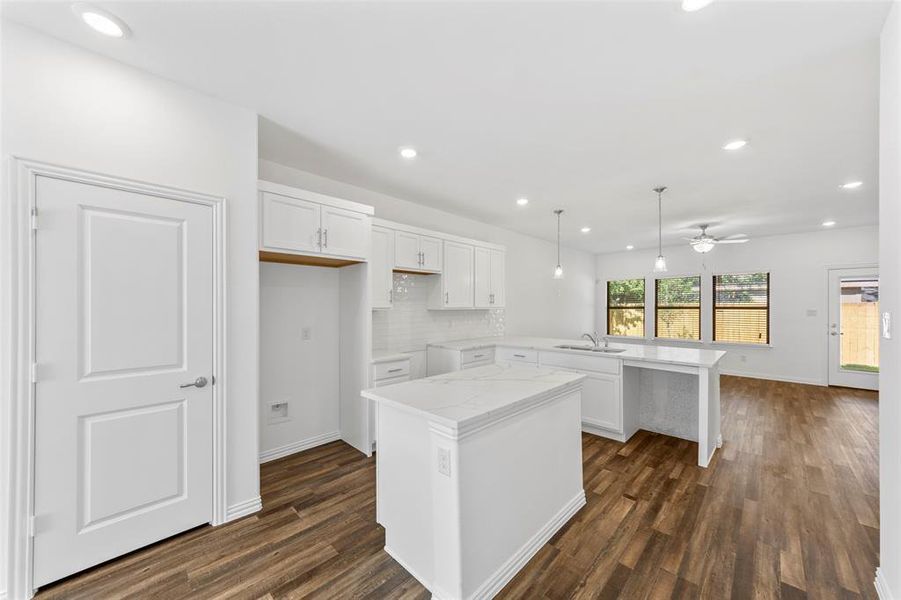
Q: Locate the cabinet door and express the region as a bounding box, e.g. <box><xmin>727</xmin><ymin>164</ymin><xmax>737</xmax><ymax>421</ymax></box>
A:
<box><xmin>419</xmin><ymin>236</ymin><xmax>443</xmax><ymax>272</ymax></box>
<box><xmin>371</xmin><ymin>226</ymin><xmax>394</xmax><ymax>309</ymax></box>
<box><xmin>473</xmin><ymin>247</ymin><xmax>492</xmax><ymax>308</ymax></box>
<box><xmin>394</xmin><ymin>231</ymin><xmax>421</xmax><ymax>270</ymax></box>
<box><xmin>442</xmin><ymin>241</ymin><xmax>474</xmax><ymax>308</ymax></box>
<box><xmin>260</xmin><ymin>192</ymin><xmax>321</xmax><ymax>254</ymax></box>
<box><xmin>580</xmin><ymin>374</ymin><xmax>622</xmax><ymax>432</ymax></box>
<box><xmin>489</xmin><ymin>249</ymin><xmax>506</xmax><ymax>308</ymax></box>
<box><xmin>321</xmin><ymin>205</ymin><xmax>369</xmax><ymax>259</ymax></box>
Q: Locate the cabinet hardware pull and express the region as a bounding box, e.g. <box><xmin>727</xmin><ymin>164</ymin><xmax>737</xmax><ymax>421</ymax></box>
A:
<box><xmin>316</xmin><ymin>228</ymin><xmax>322</xmax><ymax>247</ymax></box>
<box><xmin>389</xmin><ymin>289</ymin><xmax>393</xmax><ymax>303</ymax></box>
<box><xmin>387</xmin><ymin>368</ymin><xmax>403</xmax><ymax>373</ymax></box>
<box><xmin>513</xmin><ymin>354</ymin><xmax>526</xmax><ymax>358</ymax></box>
<box><xmin>323</xmin><ymin>229</ymin><xmax>328</xmax><ymax>248</ymax></box>
<box><xmin>474</xmin><ymin>354</ymin><xmax>485</xmax><ymax>358</ymax></box>
<box><xmin>445</xmin><ymin>291</ymin><xmax>449</xmax><ymax>304</ymax></box>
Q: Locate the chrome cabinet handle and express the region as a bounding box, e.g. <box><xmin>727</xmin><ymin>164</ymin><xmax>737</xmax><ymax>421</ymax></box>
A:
<box><xmin>180</xmin><ymin>376</ymin><xmax>208</xmax><ymax>389</ymax></box>
<box><xmin>474</xmin><ymin>354</ymin><xmax>485</xmax><ymax>359</ymax></box>
<box><xmin>323</xmin><ymin>229</ymin><xmax>328</xmax><ymax>248</ymax></box>
<box><xmin>316</xmin><ymin>228</ymin><xmax>322</xmax><ymax>248</ymax></box>
<box><xmin>388</xmin><ymin>368</ymin><xmax>403</xmax><ymax>374</ymax></box>
<box><xmin>513</xmin><ymin>354</ymin><xmax>526</xmax><ymax>358</ymax></box>
<box><xmin>445</xmin><ymin>291</ymin><xmax>449</xmax><ymax>304</ymax></box>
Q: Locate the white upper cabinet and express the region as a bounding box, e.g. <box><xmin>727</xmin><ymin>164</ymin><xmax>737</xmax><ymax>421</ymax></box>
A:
<box><xmin>260</xmin><ymin>192</ymin><xmax>321</xmax><ymax>254</ymax></box>
<box><xmin>321</xmin><ymin>205</ymin><xmax>369</xmax><ymax>259</ymax></box>
<box><xmin>393</xmin><ymin>231</ymin><xmax>442</xmax><ymax>273</ymax></box>
<box><xmin>371</xmin><ymin>226</ymin><xmax>394</xmax><ymax>309</ymax></box>
<box><xmin>258</xmin><ymin>181</ymin><xmax>373</xmax><ymax>261</ymax></box>
<box><xmin>437</xmin><ymin>241</ymin><xmax>474</xmax><ymax>309</ymax></box>
<box><xmin>474</xmin><ymin>247</ymin><xmax>505</xmax><ymax>308</ymax></box>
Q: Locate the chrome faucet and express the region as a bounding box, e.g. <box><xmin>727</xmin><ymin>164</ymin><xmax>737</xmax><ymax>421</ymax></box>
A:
<box><xmin>581</xmin><ymin>332</ymin><xmax>600</xmax><ymax>348</ymax></box>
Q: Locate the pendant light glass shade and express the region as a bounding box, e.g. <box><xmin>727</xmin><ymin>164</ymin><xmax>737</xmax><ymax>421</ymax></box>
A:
<box><xmin>553</xmin><ymin>209</ymin><xmax>564</xmax><ymax>279</ymax></box>
<box><xmin>653</xmin><ymin>187</ymin><xmax>668</xmax><ymax>273</ymax></box>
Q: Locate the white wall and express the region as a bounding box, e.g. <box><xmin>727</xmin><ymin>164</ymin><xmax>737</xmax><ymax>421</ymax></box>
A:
<box><xmin>259</xmin><ymin>263</ymin><xmax>340</xmax><ymax>461</ymax></box>
<box><xmin>879</xmin><ymin>4</ymin><xmax>900</xmax><ymax>598</ymax></box>
<box><xmin>1</xmin><ymin>23</ymin><xmax>260</xmax><ymax>596</ymax></box>
<box><xmin>259</xmin><ymin>159</ymin><xmax>596</xmax><ymax>340</ymax></box>
<box><xmin>595</xmin><ymin>226</ymin><xmax>878</xmax><ymax>385</ymax></box>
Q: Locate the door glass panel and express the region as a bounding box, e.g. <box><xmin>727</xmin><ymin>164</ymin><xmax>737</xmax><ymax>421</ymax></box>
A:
<box><xmin>840</xmin><ymin>278</ymin><xmax>879</xmax><ymax>373</ymax></box>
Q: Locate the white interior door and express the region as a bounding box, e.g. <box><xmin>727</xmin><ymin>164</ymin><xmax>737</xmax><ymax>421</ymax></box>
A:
<box><xmin>33</xmin><ymin>175</ymin><xmax>215</xmax><ymax>587</ymax></box>
<box><xmin>828</xmin><ymin>267</ymin><xmax>879</xmax><ymax>390</ymax></box>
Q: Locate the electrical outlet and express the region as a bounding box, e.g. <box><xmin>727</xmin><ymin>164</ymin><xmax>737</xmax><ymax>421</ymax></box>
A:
<box><xmin>740</xmin><ymin>355</ymin><xmax>747</xmax><ymax>363</ymax></box>
<box><xmin>301</xmin><ymin>326</ymin><xmax>312</xmax><ymax>340</ymax></box>
<box><xmin>437</xmin><ymin>447</ymin><xmax>451</xmax><ymax>477</ymax></box>
<box><xmin>268</xmin><ymin>401</ymin><xmax>290</xmax><ymax>424</ymax></box>
<box><xmin>806</xmin><ymin>309</ymin><xmax>818</xmax><ymax>317</ymax></box>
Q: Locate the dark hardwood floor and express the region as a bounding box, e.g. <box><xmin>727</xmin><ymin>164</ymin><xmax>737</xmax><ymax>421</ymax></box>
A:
<box><xmin>37</xmin><ymin>376</ymin><xmax>879</xmax><ymax>599</ymax></box>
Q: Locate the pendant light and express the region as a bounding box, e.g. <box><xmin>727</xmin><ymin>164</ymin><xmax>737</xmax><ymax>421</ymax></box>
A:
<box><xmin>653</xmin><ymin>187</ymin><xmax>668</xmax><ymax>273</ymax></box>
<box><xmin>553</xmin><ymin>209</ymin><xmax>564</xmax><ymax>279</ymax></box>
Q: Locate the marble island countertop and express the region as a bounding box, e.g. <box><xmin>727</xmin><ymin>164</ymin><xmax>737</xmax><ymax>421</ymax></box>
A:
<box><xmin>362</xmin><ymin>362</ymin><xmax>585</xmax><ymax>431</ymax></box>
<box><xmin>427</xmin><ymin>336</ymin><xmax>726</xmax><ymax>369</ymax></box>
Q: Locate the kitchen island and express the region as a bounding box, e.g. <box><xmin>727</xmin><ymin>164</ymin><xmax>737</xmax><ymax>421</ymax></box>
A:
<box><xmin>428</xmin><ymin>336</ymin><xmax>727</xmax><ymax>467</ymax></box>
<box><xmin>361</xmin><ymin>363</ymin><xmax>586</xmax><ymax>600</ymax></box>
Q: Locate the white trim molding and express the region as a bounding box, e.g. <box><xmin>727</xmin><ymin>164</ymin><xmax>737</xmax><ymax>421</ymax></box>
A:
<box><xmin>259</xmin><ymin>431</ymin><xmax>341</xmax><ymax>463</ymax></box>
<box><xmin>719</xmin><ymin>368</ymin><xmax>826</xmax><ymax>387</ymax></box>
<box><xmin>3</xmin><ymin>158</ymin><xmax>229</xmax><ymax>598</ymax></box>
<box><xmin>876</xmin><ymin>568</ymin><xmax>894</xmax><ymax>600</ymax></box>
<box><xmin>225</xmin><ymin>496</ymin><xmax>263</xmax><ymax>523</ymax></box>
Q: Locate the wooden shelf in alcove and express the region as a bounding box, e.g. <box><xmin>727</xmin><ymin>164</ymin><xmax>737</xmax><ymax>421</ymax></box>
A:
<box><xmin>259</xmin><ymin>250</ymin><xmax>363</xmax><ymax>268</ymax></box>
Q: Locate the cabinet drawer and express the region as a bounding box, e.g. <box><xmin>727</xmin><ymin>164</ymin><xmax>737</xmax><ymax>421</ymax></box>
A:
<box><xmin>538</xmin><ymin>351</ymin><xmax>621</xmax><ymax>375</ymax></box>
<box><xmin>461</xmin><ymin>347</ymin><xmax>495</xmax><ymax>365</ymax></box>
<box><xmin>496</xmin><ymin>347</ymin><xmax>538</xmax><ymax>364</ymax></box>
<box><xmin>374</xmin><ymin>359</ymin><xmax>411</xmax><ymax>381</ymax></box>
<box><xmin>373</xmin><ymin>374</ymin><xmax>410</xmax><ymax>387</ymax></box>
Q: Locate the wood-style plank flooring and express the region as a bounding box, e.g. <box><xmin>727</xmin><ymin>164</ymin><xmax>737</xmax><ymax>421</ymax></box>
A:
<box><xmin>38</xmin><ymin>376</ymin><xmax>879</xmax><ymax>599</ymax></box>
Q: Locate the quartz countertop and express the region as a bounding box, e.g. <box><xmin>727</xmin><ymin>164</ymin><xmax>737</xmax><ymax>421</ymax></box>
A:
<box><xmin>361</xmin><ymin>362</ymin><xmax>585</xmax><ymax>430</ymax></box>
<box><xmin>427</xmin><ymin>336</ymin><xmax>726</xmax><ymax>368</ymax></box>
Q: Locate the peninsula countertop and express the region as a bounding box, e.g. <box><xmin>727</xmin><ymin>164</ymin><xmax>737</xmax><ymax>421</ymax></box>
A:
<box><xmin>361</xmin><ymin>362</ymin><xmax>585</xmax><ymax>431</ymax></box>
<box><xmin>427</xmin><ymin>336</ymin><xmax>726</xmax><ymax>369</ymax></box>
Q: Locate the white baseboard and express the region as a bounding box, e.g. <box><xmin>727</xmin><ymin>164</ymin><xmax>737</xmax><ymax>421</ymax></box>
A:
<box><xmin>225</xmin><ymin>496</ymin><xmax>262</xmax><ymax>522</ymax></box>
<box><xmin>471</xmin><ymin>490</ymin><xmax>586</xmax><ymax>599</ymax></box>
<box><xmin>876</xmin><ymin>568</ymin><xmax>894</xmax><ymax>599</ymax></box>
<box><xmin>719</xmin><ymin>369</ymin><xmax>825</xmax><ymax>387</ymax></box>
<box><xmin>259</xmin><ymin>431</ymin><xmax>341</xmax><ymax>464</ymax></box>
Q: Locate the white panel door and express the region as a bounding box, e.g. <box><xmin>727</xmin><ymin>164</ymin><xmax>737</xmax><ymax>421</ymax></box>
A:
<box><xmin>443</xmin><ymin>241</ymin><xmax>474</xmax><ymax>308</ymax></box>
<box><xmin>33</xmin><ymin>176</ymin><xmax>214</xmax><ymax>587</ymax></box>
<box><xmin>580</xmin><ymin>373</ymin><xmax>622</xmax><ymax>432</ymax></box>
<box><xmin>371</xmin><ymin>226</ymin><xmax>394</xmax><ymax>309</ymax></box>
<box><xmin>419</xmin><ymin>235</ymin><xmax>442</xmax><ymax>272</ymax></box>
<box><xmin>394</xmin><ymin>230</ymin><xmax>421</xmax><ymax>270</ymax></box>
<box><xmin>473</xmin><ymin>246</ymin><xmax>492</xmax><ymax>308</ymax></box>
<box><xmin>321</xmin><ymin>205</ymin><xmax>369</xmax><ymax>259</ymax></box>
<box><xmin>490</xmin><ymin>249</ymin><xmax>506</xmax><ymax>308</ymax></box>
<box><xmin>828</xmin><ymin>267</ymin><xmax>880</xmax><ymax>390</ymax></box>
<box><xmin>260</xmin><ymin>191</ymin><xmax>321</xmax><ymax>254</ymax></box>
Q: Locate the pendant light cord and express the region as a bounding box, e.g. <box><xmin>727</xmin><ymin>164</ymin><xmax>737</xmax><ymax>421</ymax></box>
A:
<box><xmin>657</xmin><ymin>191</ymin><xmax>662</xmax><ymax>256</ymax></box>
<box><xmin>557</xmin><ymin>211</ymin><xmax>561</xmax><ymax>264</ymax></box>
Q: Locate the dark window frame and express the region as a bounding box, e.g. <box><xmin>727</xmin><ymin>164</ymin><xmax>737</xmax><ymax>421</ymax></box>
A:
<box><xmin>606</xmin><ymin>279</ymin><xmax>646</xmax><ymax>337</ymax></box>
<box><xmin>654</xmin><ymin>275</ymin><xmax>702</xmax><ymax>340</ymax></box>
<box><xmin>712</xmin><ymin>272</ymin><xmax>770</xmax><ymax>345</ymax></box>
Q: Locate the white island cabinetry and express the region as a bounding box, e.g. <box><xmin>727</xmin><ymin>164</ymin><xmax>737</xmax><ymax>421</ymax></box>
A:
<box><xmin>362</xmin><ymin>364</ymin><xmax>586</xmax><ymax>600</ymax></box>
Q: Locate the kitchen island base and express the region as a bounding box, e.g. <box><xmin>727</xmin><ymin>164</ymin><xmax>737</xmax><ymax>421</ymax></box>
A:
<box><xmin>372</xmin><ymin>376</ymin><xmax>585</xmax><ymax>600</ymax></box>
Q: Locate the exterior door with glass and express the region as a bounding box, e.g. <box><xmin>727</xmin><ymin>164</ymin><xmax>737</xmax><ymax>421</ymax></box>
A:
<box><xmin>827</xmin><ymin>267</ymin><xmax>879</xmax><ymax>390</ymax></box>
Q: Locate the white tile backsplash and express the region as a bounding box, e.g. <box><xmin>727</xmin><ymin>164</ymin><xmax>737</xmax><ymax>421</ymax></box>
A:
<box><xmin>372</xmin><ymin>272</ymin><xmax>504</xmax><ymax>352</ymax></box>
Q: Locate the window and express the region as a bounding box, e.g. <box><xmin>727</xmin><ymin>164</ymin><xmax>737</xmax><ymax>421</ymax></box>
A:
<box><xmin>713</xmin><ymin>272</ymin><xmax>769</xmax><ymax>344</ymax></box>
<box><xmin>655</xmin><ymin>276</ymin><xmax>701</xmax><ymax>340</ymax></box>
<box><xmin>607</xmin><ymin>279</ymin><xmax>645</xmax><ymax>337</ymax></box>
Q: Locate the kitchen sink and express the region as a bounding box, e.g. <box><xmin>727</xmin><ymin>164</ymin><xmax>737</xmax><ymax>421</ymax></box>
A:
<box><xmin>554</xmin><ymin>344</ymin><xmax>627</xmax><ymax>354</ymax></box>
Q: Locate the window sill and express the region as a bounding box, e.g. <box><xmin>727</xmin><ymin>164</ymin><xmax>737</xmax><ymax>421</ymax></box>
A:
<box><xmin>653</xmin><ymin>337</ymin><xmax>704</xmax><ymax>345</ymax></box>
<box><xmin>707</xmin><ymin>341</ymin><xmax>773</xmax><ymax>349</ymax></box>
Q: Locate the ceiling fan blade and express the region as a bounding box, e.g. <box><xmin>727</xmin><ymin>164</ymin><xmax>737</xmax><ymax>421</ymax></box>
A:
<box><xmin>683</xmin><ymin>237</ymin><xmax>699</xmax><ymax>242</ymax></box>
<box><xmin>722</xmin><ymin>233</ymin><xmax>748</xmax><ymax>240</ymax></box>
<box><xmin>716</xmin><ymin>238</ymin><xmax>750</xmax><ymax>244</ymax></box>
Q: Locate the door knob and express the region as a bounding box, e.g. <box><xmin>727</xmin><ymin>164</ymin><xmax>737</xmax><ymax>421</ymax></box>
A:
<box><xmin>180</xmin><ymin>376</ymin><xmax>208</xmax><ymax>389</ymax></box>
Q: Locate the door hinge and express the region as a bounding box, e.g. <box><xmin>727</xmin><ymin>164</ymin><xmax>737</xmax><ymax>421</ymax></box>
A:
<box><xmin>31</xmin><ymin>362</ymin><xmax>38</xmax><ymax>383</ymax></box>
<box><xmin>31</xmin><ymin>207</ymin><xmax>38</xmax><ymax>230</ymax></box>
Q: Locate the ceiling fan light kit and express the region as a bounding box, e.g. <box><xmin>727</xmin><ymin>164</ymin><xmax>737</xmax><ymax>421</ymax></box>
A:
<box><xmin>687</xmin><ymin>224</ymin><xmax>750</xmax><ymax>253</ymax></box>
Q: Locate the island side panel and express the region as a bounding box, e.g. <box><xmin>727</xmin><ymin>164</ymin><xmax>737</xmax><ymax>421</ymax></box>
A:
<box><xmin>455</xmin><ymin>390</ymin><xmax>586</xmax><ymax>599</ymax></box>
<box><xmin>377</xmin><ymin>402</ymin><xmax>435</xmax><ymax>589</ymax></box>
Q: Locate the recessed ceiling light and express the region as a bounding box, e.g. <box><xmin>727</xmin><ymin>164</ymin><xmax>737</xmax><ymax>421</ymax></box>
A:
<box><xmin>722</xmin><ymin>139</ymin><xmax>747</xmax><ymax>151</ymax></box>
<box><xmin>682</xmin><ymin>0</ymin><xmax>715</xmax><ymax>12</ymax></box>
<box><xmin>841</xmin><ymin>181</ymin><xmax>863</xmax><ymax>190</ymax></box>
<box><xmin>626</xmin><ymin>245</ymin><xmax>635</xmax><ymax>250</ymax></box>
<box><xmin>516</xmin><ymin>197</ymin><xmax>529</xmax><ymax>206</ymax></box>
<box><xmin>580</xmin><ymin>227</ymin><xmax>591</xmax><ymax>234</ymax></box>
<box><xmin>72</xmin><ymin>3</ymin><xmax>129</xmax><ymax>38</ymax></box>
<box><xmin>399</xmin><ymin>147</ymin><xmax>417</xmax><ymax>159</ymax></box>
<box><xmin>822</xmin><ymin>220</ymin><xmax>836</xmax><ymax>227</ymax></box>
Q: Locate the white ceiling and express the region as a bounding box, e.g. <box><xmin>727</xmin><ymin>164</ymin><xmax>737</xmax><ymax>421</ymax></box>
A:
<box><xmin>2</xmin><ymin>1</ymin><xmax>889</xmax><ymax>253</ymax></box>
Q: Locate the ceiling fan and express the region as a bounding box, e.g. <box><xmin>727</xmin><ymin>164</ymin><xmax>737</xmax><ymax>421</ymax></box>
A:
<box><xmin>685</xmin><ymin>224</ymin><xmax>749</xmax><ymax>253</ymax></box>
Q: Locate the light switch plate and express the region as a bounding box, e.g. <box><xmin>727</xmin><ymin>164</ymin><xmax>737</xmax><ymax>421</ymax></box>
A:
<box><xmin>883</xmin><ymin>312</ymin><xmax>892</xmax><ymax>340</ymax></box>
<box><xmin>437</xmin><ymin>447</ymin><xmax>451</xmax><ymax>477</ymax></box>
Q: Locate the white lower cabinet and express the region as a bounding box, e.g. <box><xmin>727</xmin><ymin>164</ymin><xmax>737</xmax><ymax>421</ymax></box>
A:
<box><xmin>580</xmin><ymin>373</ymin><xmax>622</xmax><ymax>433</ymax></box>
<box><xmin>369</xmin><ymin>357</ymin><xmax>412</xmax><ymax>452</ymax></box>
